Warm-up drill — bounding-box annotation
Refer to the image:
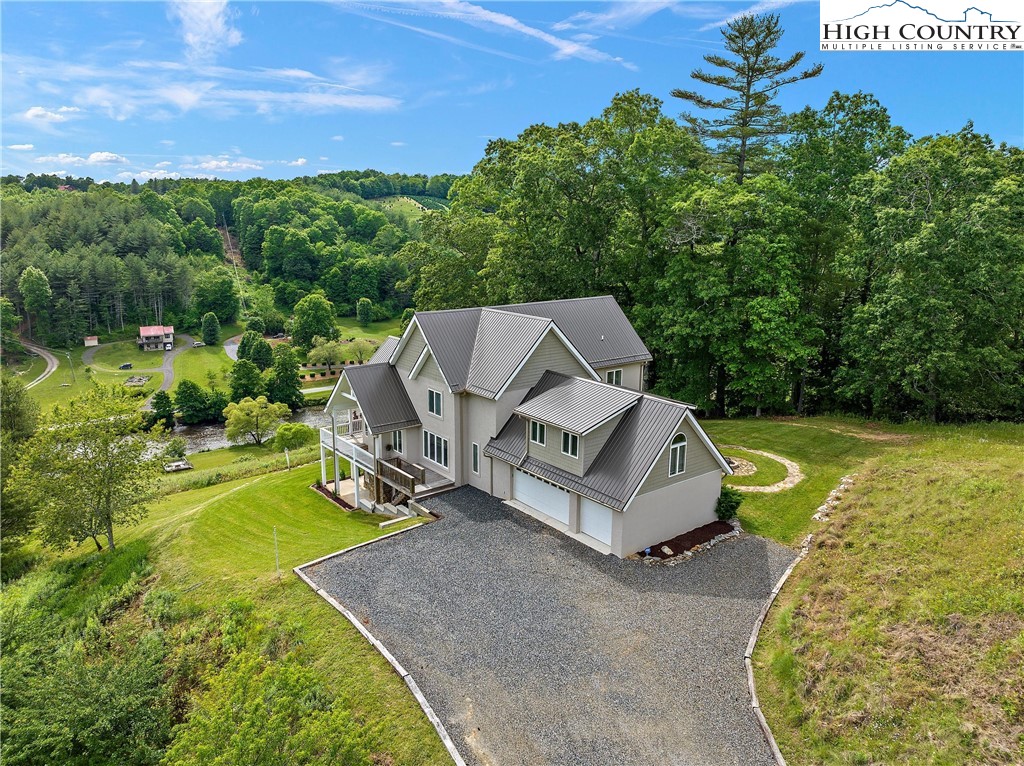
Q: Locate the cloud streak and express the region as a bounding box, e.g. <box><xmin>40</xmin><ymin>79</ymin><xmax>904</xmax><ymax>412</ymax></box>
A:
<box><xmin>697</xmin><ymin>0</ymin><xmax>812</xmax><ymax>31</ymax></box>
<box><xmin>167</xmin><ymin>0</ymin><xmax>243</xmax><ymax>61</ymax></box>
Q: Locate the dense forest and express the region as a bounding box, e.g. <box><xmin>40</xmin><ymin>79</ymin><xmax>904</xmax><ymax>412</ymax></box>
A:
<box><xmin>2</xmin><ymin>16</ymin><xmax>1021</xmax><ymax>423</ymax></box>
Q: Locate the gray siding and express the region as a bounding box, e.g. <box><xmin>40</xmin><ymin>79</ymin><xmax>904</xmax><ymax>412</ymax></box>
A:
<box><xmin>419</xmin><ymin>352</ymin><xmax>445</xmax><ymax>384</ymax></box>
<box><xmin>638</xmin><ymin>419</ymin><xmax>721</xmax><ymax>496</ymax></box>
<box><xmin>596</xmin><ymin>362</ymin><xmax>646</xmax><ymax>392</ymax></box>
<box><xmin>581</xmin><ymin>414</ymin><xmax>624</xmax><ymax>474</ymax></box>
<box><xmin>395</xmin><ymin>324</ymin><xmax>427</xmax><ymax>376</ymax></box>
<box><xmin>461</xmin><ymin>392</ymin><xmax>500</xmax><ymax>492</ymax></box>
<box><xmin>526</xmin><ymin>421</ymin><xmax>585</xmax><ymax>476</ymax></box>
<box><xmin>506</xmin><ymin>331</ymin><xmax>591</xmax><ymax>398</ymax></box>
<box><xmin>618</xmin><ymin>471</ymin><xmax>721</xmax><ymax>556</ymax></box>
<box><xmin>403</xmin><ymin>363</ymin><xmax>455</xmax><ymax>480</ymax></box>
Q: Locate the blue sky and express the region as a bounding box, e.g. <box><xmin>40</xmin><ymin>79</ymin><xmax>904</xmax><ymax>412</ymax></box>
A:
<box><xmin>2</xmin><ymin>1</ymin><xmax>1021</xmax><ymax>182</ymax></box>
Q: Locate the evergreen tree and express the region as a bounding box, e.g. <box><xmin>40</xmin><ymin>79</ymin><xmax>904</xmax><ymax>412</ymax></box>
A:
<box><xmin>356</xmin><ymin>297</ymin><xmax>373</xmax><ymax>327</ymax></box>
<box><xmin>174</xmin><ymin>380</ymin><xmax>211</xmax><ymax>425</ymax></box>
<box><xmin>18</xmin><ymin>266</ymin><xmax>52</xmax><ymax>340</ymax></box>
<box><xmin>201</xmin><ymin>312</ymin><xmax>221</xmax><ymax>345</ymax></box>
<box><xmin>671</xmin><ymin>13</ymin><xmax>822</xmax><ymax>183</ymax></box>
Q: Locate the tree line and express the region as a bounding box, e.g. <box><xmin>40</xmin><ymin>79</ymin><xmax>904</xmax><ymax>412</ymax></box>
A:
<box><xmin>397</xmin><ymin>14</ymin><xmax>1023</xmax><ymax>423</ymax></box>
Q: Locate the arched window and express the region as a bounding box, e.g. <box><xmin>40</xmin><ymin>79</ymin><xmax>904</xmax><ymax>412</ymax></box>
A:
<box><xmin>669</xmin><ymin>433</ymin><xmax>686</xmax><ymax>476</ymax></box>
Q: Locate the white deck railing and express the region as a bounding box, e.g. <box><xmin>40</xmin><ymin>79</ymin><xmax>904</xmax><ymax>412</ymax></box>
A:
<box><xmin>320</xmin><ymin>427</ymin><xmax>375</xmax><ymax>473</ymax></box>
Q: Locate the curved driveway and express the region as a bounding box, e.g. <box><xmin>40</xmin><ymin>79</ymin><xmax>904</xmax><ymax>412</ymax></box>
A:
<box><xmin>305</xmin><ymin>487</ymin><xmax>795</xmax><ymax>766</ymax></box>
<box><xmin>83</xmin><ymin>334</ymin><xmax>195</xmax><ymax>392</ymax></box>
<box><xmin>21</xmin><ymin>340</ymin><xmax>59</xmax><ymax>389</ymax></box>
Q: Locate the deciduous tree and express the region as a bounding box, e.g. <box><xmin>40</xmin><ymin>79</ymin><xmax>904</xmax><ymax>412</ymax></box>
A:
<box><xmin>223</xmin><ymin>396</ymin><xmax>290</xmax><ymax>446</ymax></box>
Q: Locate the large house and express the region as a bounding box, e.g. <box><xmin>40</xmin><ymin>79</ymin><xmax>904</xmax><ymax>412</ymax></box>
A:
<box><xmin>138</xmin><ymin>325</ymin><xmax>174</xmax><ymax>351</ymax></box>
<box><xmin>319</xmin><ymin>296</ymin><xmax>732</xmax><ymax>558</ymax></box>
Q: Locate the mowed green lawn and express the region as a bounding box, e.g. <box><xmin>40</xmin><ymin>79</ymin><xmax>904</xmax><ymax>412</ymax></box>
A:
<box><xmin>90</xmin><ymin>339</ymin><xmax>164</xmax><ymax>371</ymax></box>
<box><xmin>703</xmin><ymin>417</ymin><xmax>885</xmax><ymax>544</ymax></box>
<box><xmin>720</xmin><ymin>446</ymin><xmax>789</xmax><ymax>488</ymax></box>
<box><xmin>334</xmin><ymin>316</ymin><xmax>403</xmax><ymax>344</ymax></box>
<box><xmin>172</xmin><ymin>343</ymin><xmax>232</xmax><ymax>389</ymax></box>
<box><xmin>28</xmin><ymin>347</ymin><xmax>162</xmax><ymax>411</ymax></box>
<box><xmin>123</xmin><ymin>464</ymin><xmax>450</xmax><ymax>764</ymax></box>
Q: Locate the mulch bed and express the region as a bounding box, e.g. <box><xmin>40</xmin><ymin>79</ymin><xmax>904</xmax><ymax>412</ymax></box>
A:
<box><xmin>310</xmin><ymin>483</ymin><xmax>356</xmax><ymax>510</ymax></box>
<box><xmin>643</xmin><ymin>520</ymin><xmax>735</xmax><ymax>559</ymax></box>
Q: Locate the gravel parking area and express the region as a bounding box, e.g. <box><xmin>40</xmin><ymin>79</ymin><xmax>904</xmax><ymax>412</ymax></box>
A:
<box><xmin>305</xmin><ymin>487</ymin><xmax>796</xmax><ymax>766</ymax></box>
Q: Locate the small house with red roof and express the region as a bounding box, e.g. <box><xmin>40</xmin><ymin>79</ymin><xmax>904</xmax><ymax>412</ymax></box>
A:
<box><xmin>138</xmin><ymin>325</ymin><xmax>174</xmax><ymax>351</ymax></box>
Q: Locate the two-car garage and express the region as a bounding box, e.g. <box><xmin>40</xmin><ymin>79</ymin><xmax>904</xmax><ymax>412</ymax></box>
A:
<box><xmin>511</xmin><ymin>469</ymin><xmax>614</xmax><ymax>549</ymax></box>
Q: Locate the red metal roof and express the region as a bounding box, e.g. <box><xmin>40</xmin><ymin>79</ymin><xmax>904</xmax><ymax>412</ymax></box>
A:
<box><xmin>139</xmin><ymin>325</ymin><xmax>174</xmax><ymax>336</ymax></box>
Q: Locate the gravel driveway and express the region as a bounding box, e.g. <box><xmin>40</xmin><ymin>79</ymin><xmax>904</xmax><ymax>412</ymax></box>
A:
<box><xmin>305</xmin><ymin>488</ymin><xmax>795</xmax><ymax>766</ymax></box>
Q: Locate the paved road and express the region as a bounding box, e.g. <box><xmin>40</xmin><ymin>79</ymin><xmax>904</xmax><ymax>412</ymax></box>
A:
<box><xmin>20</xmin><ymin>340</ymin><xmax>59</xmax><ymax>389</ymax></box>
<box><xmin>306</xmin><ymin>487</ymin><xmax>796</xmax><ymax>766</ymax></box>
<box><xmin>224</xmin><ymin>334</ymin><xmax>242</xmax><ymax>361</ymax></box>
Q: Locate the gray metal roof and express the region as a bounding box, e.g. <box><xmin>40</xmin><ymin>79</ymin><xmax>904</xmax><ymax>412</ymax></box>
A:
<box><xmin>513</xmin><ymin>372</ymin><xmax>640</xmax><ymax>434</ymax></box>
<box><xmin>494</xmin><ymin>296</ymin><xmax>652</xmax><ymax>368</ymax></box>
<box><xmin>486</xmin><ymin>372</ymin><xmax>692</xmax><ymax>510</ymax></box>
<box><xmin>368</xmin><ymin>335</ymin><xmax>401</xmax><ymax>365</ymax></box>
<box><xmin>412</xmin><ymin>308</ymin><xmax>482</xmax><ymax>391</ymax></box>
<box><xmin>409</xmin><ymin>296</ymin><xmax>651</xmax><ymax>394</ymax></box>
<box><xmin>342</xmin><ymin>363</ymin><xmax>421</xmax><ymax>432</ymax></box>
<box><xmin>465</xmin><ymin>309</ymin><xmax>551</xmax><ymax>398</ymax></box>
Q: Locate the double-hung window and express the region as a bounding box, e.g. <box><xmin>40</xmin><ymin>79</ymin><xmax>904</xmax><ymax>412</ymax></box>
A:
<box><xmin>392</xmin><ymin>430</ymin><xmax>404</xmax><ymax>454</ymax></box>
<box><xmin>605</xmin><ymin>369</ymin><xmax>623</xmax><ymax>386</ymax></box>
<box><xmin>422</xmin><ymin>430</ymin><xmax>449</xmax><ymax>468</ymax></box>
<box><xmin>561</xmin><ymin>431</ymin><xmax>579</xmax><ymax>458</ymax></box>
<box><xmin>427</xmin><ymin>389</ymin><xmax>443</xmax><ymax>417</ymax></box>
<box><xmin>530</xmin><ymin>420</ymin><xmax>546</xmax><ymax>446</ymax></box>
<box><xmin>669</xmin><ymin>434</ymin><xmax>686</xmax><ymax>476</ymax></box>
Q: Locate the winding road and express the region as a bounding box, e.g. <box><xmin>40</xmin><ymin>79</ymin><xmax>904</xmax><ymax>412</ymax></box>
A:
<box><xmin>21</xmin><ymin>340</ymin><xmax>60</xmax><ymax>389</ymax></box>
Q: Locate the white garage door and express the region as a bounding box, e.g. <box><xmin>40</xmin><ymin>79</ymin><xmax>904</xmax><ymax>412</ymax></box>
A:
<box><xmin>513</xmin><ymin>470</ymin><xmax>570</xmax><ymax>525</ymax></box>
<box><xmin>580</xmin><ymin>497</ymin><xmax>614</xmax><ymax>545</ymax></box>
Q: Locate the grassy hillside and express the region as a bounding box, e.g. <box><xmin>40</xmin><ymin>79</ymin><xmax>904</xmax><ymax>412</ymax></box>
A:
<box><xmin>751</xmin><ymin>423</ymin><xmax>1024</xmax><ymax>765</ymax></box>
<box><xmin>2</xmin><ymin>463</ymin><xmax>450</xmax><ymax>765</ymax></box>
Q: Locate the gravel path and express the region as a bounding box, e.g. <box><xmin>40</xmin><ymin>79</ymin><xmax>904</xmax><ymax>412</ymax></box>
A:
<box><xmin>723</xmin><ymin>445</ymin><xmax>805</xmax><ymax>493</ymax></box>
<box><xmin>305</xmin><ymin>487</ymin><xmax>795</xmax><ymax>766</ymax></box>
<box><xmin>83</xmin><ymin>334</ymin><xmax>195</xmax><ymax>393</ymax></box>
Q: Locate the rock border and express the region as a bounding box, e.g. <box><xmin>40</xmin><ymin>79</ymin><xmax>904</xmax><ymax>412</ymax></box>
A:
<box><xmin>637</xmin><ymin>519</ymin><xmax>744</xmax><ymax>566</ymax></box>
<box><xmin>294</xmin><ymin>526</ymin><xmax>468</xmax><ymax>766</ymax></box>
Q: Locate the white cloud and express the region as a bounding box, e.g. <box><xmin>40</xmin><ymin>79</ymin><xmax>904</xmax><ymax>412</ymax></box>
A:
<box><xmin>155</xmin><ymin>83</ymin><xmax>215</xmax><ymax>112</ymax></box>
<box><xmin>554</xmin><ymin>1</ymin><xmax>677</xmax><ymax>31</ymax></box>
<box><xmin>24</xmin><ymin>105</ymin><xmax>79</xmax><ymax>123</ymax></box>
<box><xmin>698</xmin><ymin>1</ymin><xmax>810</xmax><ymax>31</ymax></box>
<box><xmin>331</xmin><ymin>135</ymin><xmax>345</xmax><ymax>141</ymax></box>
<box><xmin>88</xmin><ymin>151</ymin><xmax>128</xmax><ymax>164</ymax></box>
<box><xmin>182</xmin><ymin>156</ymin><xmax>264</xmax><ymax>173</ymax></box>
<box><xmin>286</xmin><ymin>157</ymin><xmax>308</xmax><ymax>166</ymax></box>
<box><xmin>319</xmin><ymin>156</ymin><xmax>329</xmax><ymax>161</ymax></box>
<box><xmin>160</xmin><ymin>140</ymin><xmax>176</xmax><ymax>146</ymax></box>
<box><xmin>7</xmin><ymin>144</ymin><xmax>34</xmax><ymax>151</ymax></box>
<box><xmin>117</xmin><ymin>169</ymin><xmax>181</xmax><ymax>180</ymax></box>
<box><xmin>167</xmin><ymin>0</ymin><xmax>243</xmax><ymax>61</ymax></box>
<box><xmin>79</xmin><ymin>86</ymin><xmax>135</xmax><ymax>120</ymax></box>
<box><xmin>37</xmin><ymin>152</ymin><xmax>86</xmax><ymax>164</ymax></box>
<box><xmin>155</xmin><ymin>161</ymin><xmax>172</xmax><ymax>168</ymax></box>
<box><xmin>390</xmin><ymin>141</ymin><xmax>406</xmax><ymax>147</ymax></box>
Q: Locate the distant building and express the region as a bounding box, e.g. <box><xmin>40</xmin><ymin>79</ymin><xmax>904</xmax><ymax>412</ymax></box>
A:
<box><xmin>83</xmin><ymin>336</ymin><xmax>99</xmax><ymax>347</ymax></box>
<box><xmin>138</xmin><ymin>325</ymin><xmax>174</xmax><ymax>351</ymax></box>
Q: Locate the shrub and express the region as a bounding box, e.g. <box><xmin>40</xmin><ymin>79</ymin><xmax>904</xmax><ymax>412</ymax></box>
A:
<box><xmin>715</xmin><ymin>486</ymin><xmax>743</xmax><ymax>521</ymax></box>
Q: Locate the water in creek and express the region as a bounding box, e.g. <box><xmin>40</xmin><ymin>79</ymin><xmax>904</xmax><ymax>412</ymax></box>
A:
<box><xmin>174</xmin><ymin>407</ymin><xmax>331</xmax><ymax>453</ymax></box>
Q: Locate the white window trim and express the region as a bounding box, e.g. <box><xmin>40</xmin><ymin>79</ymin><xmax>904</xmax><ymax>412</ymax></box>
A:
<box><xmin>427</xmin><ymin>388</ymin><xmax>443</xmax><ymax>418</ymax></box>
<box><xmin>605</xmin><ymin>368</ymin><xmax>623</xmax><ymax>386</ymax></box>
<box><xmin>392</xmin><ymin>430</ymin><xmax>403</xmax><ymax>455</ymax></box>
<box><xmin>422</xmin><ymin>429</ymin><xmax>449</xmax><ymax>469</ymax></box>
<box><xmin>669</xmin><ymin>434</ymin><xmax>687</xmax><ymax>477</ymax></box>
<box><xmin>530</xmin><ymin>420</ymin><xmax>546</xmax><ymax>446</ymax></box>
<box><xmin>561</xmin><ymin>430</ymin><xmax>579</xmax><ymax>458</ymax></box>
<box><xmin>472</xmin><ymin>443</ymin><xmax>480</xmax><ymax>474</ymax></box>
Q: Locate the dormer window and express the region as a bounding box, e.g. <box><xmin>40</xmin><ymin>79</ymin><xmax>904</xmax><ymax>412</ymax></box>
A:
<box><xmin>561</xmin><ymin>431</ymin><xmax>579</xmax><ymax>458</ymax></box>
<box><xmin>428</xmin><ymin>389</ymin><xmax>443</xmax><ymax>417</ymax></box>
<box><xmin>530</xmin><ymin>420</ymin><xmax>546</xmax><ymax>446</ymax></box>
<box><xmin>669</xmin><ymin>433</ymin><xmax>686</xmax><ymax>476</ymax></box>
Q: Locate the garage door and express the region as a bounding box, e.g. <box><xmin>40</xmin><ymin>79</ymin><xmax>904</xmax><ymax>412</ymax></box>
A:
<box><xmin>513</xmin><ymin>470</ymin><xmax>570</xmax><ymax>525</ymax></box>
<box><xmin>580</xmin><ymin>497</ymin><xmax>614</xmax><ymax>545</ymax></box>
